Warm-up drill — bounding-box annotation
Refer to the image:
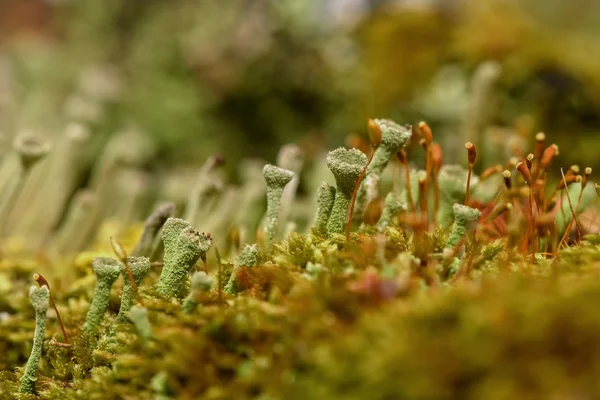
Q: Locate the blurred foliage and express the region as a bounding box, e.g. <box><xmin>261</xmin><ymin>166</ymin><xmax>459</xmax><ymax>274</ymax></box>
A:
<box><xmin>2</xmin><ymin>0</ymin><xmax>600</xmax><ymax>170</ymax></box>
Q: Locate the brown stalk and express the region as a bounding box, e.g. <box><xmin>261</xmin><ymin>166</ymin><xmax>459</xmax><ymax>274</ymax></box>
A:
<box><xmin>526</xmin><ymin>154</ymin><xmax>534</xmax><ymax>172</ymax></box>
<box><xmin>431</xmin><ymin>143</ymin><xmax>443</xmax><ymax>226</ymax></box>
<box><xmin>215</xmin><ymin>246</ymin><xmax>223</xmax><ymax>305</ymax></box>
<box><xmin>532</xmin><ymin>132</ymin><xmax>545</xmax><ymax>178</ymax></box>
<box><xmin>347</xmin><ymin>148</ymin><xmax>375</xmax><ymax>242</ymax></box>
<box><xmin>556</xmin><ymin>169</ymin><xmax>583</xmax><ymax>252</ymax></box>
<box><xmin>398</xmin><ymin>149</ymin><xmax>416</xmax><ymax>213</ymax></box>
<box><xmin>516</xmin><ymin>162</ymin><xmax>536</xmax><ymax>260</ymax></box>
<box><xmin>480</xmin><ymin>165</ymin><xmax>502</xmax><ymax>181</ymax></box>
<box><xmin>464</xmin><ymin>142</ymin><xmax>476</xmax><ymax>205</ymax></box>
<box><xmin>346</xmin><ymin>119</ymin><xmax>382</xmax><ymax>242</ymax></box>
<box><xmin>419</xmin><ymin>122</ymin><xmax>434</xmax><ymax>220</ymax></box>
<box><xmin>418</xmin><ymin>176</ymin><xmax>428</xmax><ymax>227</ymax></box>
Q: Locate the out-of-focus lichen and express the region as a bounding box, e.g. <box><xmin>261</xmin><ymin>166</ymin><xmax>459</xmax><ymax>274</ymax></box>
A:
<box><xmin>182</xmin><ymin>271</ymin><xmax>213</xmax><ymax>313</ymax></box>
<box><xmin>223</xmin><ymin>244</ymin><xmax>259</xmax><ymax>295</ymax></box>
<box><xmin>262</xmin><ymin>164</ymin><xmax>294</xmax><ymax>249</ymax></box>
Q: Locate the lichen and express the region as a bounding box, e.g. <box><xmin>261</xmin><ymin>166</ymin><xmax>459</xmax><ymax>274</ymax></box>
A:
<box><xmin>326</xmin><ymin>148</ymin><xmax>368</xmax><ymax>236</ymax></box>
<box><xmin>156</xmin><ymin>218</ymin><xmax>212</xmax><ymax>298</ymax></box>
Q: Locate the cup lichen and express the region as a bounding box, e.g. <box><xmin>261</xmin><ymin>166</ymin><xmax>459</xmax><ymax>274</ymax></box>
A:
<box><xmin>326</xmin><ymin>148</ymin><xmax>368</xmax><ymax>236</ymax></box>
<box><xmin>263</xmin><ymin>164</ymin><xmax>294</xmax><ymax>249</ymax></box>
<box><xmin>18</xmin><ymin>285</ymin><xmax>50</xmax><ymax>394</ymax></box>
<box><xmin>182</xmin><ymin>271</ymin><xmax>214</xmax><ymax>313</ymax></box>
<box><xmin>83</xmin><ymin>257</ymin><xmax>122</xmax><ymax>335</ymax></box>
<box><xmin>312</xmin><ymin>182</ymin><xmax>336</xmax><ymax>234</ymax></box>
<box><xmin>117</xmin><ymin>257</ymin><xmax>151</xmax><ymax>322</ymax></box>
<box><xmin>223</xmin><ymin>244</ymin><xmax>259</xmax><ymax>294</ymax></box>
<box><xmin>445</xmin><ymin>203</ymin><xmax>481</xmax><ymax>250</ymax></box>
<box><xmin>156</xmin><ymin>218</ymin><xmax>212</xmax><ymax>298</ymax></box>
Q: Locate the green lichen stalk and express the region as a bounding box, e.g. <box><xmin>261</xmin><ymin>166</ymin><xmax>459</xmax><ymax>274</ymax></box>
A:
<box><xmin>130</xmin><ymin>306</ymin><xmax>152</xmax><ymax>341</ymax></box>
<box><xmin>19</xmin><ymin>285</ymin><xmax>50</xmax><ymax>394</ymax></box>
<box><xmin>0</xmin><ymin>134</ymin><xmax>50</xmax><ymax>232</ymax></box>
<box><xmin>131</xmin><ymin>203</ymin><xmax>176</xmax><ymax>257</ymax></box>
<box><xmin>224</xmin><ymin>244</ymin><xmax>259</xmax><ymax>295</ymax></box>
<box><xmin>377</xmin><ymin>192</ymin><xmax>406</xmax><ymax>230</ymax></box>
<box><xmin>369</xmin><ymin>120</ymin><xmax>412</xmax><ymax>175</ymax></box>
<box><xmin>358</xmin><ymin>120</ymin><xmax>412</xmax><ymax>211</ymax></box>
<box><xmin>277</xmin><ymin>144</ymin><xmax>304</xmax><ymax>228</ymax></box>
<box><xmin>83</xmin><ymin>257</ymin><xmax>122</xmax><ymax>335</ymax></box>
<box><xmin>311</xmin><ymin>182</ymin><xmax>336</xmax><ymax>234</ymax></box>
<box><xmin>445</xmin><ymin>203</ymin><xmax>481</xmax><ymax>250</ymax></box>
<box><xmin>263</xmin><ymin>164</ymin><xmax>294</xmax><ymax>248</ymax></box>
<box><xmin>182</xmin><ymin>271</ymin><xmax>214</xmax><ymax>313</ymax></box>
<box><xmin>156</xmin><ymin>218</ymin><xmax>212</xmax><ymax>298</ymax></box>
<box><xmin>326</xmin><ymin>148</ymin><xmax>368</xmax><ymax>236</ymax></box>
<box><xmin>117</xmin><ymin>257</ymin><xmax>151</xmax><ymax>322</ymax></box>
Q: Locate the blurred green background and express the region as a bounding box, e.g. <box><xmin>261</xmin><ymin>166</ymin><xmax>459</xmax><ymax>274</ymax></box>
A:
<box><xmin>1</xmin><ymin>0</ymin><xmax>599</xmax><ymax>173</ymax></box>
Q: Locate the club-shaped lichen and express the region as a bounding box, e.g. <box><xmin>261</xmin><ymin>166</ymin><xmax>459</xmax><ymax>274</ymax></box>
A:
<box><xmin>131</xmin><ymin>202</ymin><xmax>176</xmax><ymax>257</ymax></box>
<box><xmin>437</xmin><ymin>165</ymin><xmax>479</xmax><ymax>228</ymax></box>
<box><xmin>117</xmin><ymin>257</ymin><xmax>151</xmax><ymax>322</ymax></box>
<box><xmin>377</xmin><ymin>192</ymin><xmax>406</xmax><ymax>231</ymax></box>
<box><xmin>262</xmin><ymin>164</ymin><xmax>294</xmax><ymax>249</ymax></box>
<box><xmin>156</xmin><ymin>218</ymin><xmax>212</xmax><ymax>298</ymax></box>
<box><xmin>311</xmin><ymin>182</ymin><xmax>336</xmax><ymax>234</ymax></box>
<box><xmin>276</xmin><ymin>144</ymin><xmax>304</xmax><ymax>228</ymax></box>
<box><xmin>18</xmin><ymin>285</ymin><xmax>50</xmax><ymax>394</ymax></box>
<box><xmin>224</xmin><ymin>244</ymin><xmax>259</xmax><ymax>294</ymax></box>
<box><xmin>326</xmin><ymin>148</ymin><xmax>368</xmax><ymax>236</ymax></box>
<box><xmin>0</xmin><ymin>134</ymin><xmax>51</xmax><ymax>230</ymax></box>
<box><xmin>130</xmin><ymin>306</ymin><xmax>152</xmax><ymax>342</ymax></box>
<box><xmin>358</xmin><ymin>120</ymin><xmax>412</xmax><ymax>211</ymax></box>
<box><xmin>83</xmin><ymin>257</ymin><xmax>122</xmax><ymax>335</ymax></box>
<box><xmin>182</xmin><ymin>271</ymin><xmax>214</xmax><ymax>313</ymax></box>
<box><xmin>445</xmin><ymin>203</ymin><xmax>481</xmax><ymax>250</ymax></box>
